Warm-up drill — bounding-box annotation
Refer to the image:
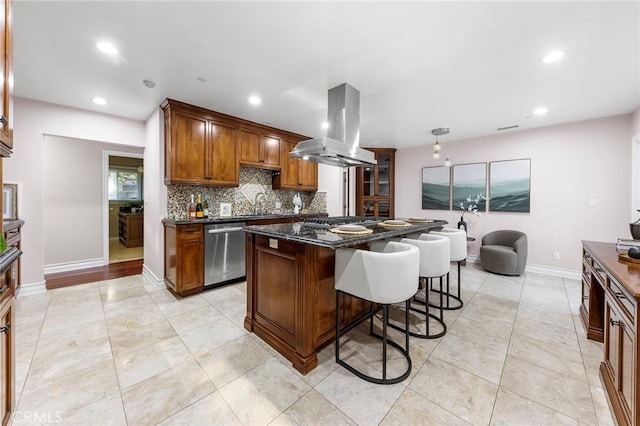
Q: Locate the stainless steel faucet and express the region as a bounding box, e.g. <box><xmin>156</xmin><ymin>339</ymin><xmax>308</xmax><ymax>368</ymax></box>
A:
<box><xmin>254</xmin><ymin>192</ymin><xmax>267</xmax><ymax>215</ymax></box>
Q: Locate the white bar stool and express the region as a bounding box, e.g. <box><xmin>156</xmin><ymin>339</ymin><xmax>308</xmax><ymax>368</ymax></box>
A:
<box><xmin>335</xmin><ymin>241</ymin><xmax>420</xmax><ymax>385</ymax></box>
<box><xmin>430</xmin><ymin>228</ymin><xmax>467</xmax><ymax>310</ymax></box>
<box><xmin>388</xmin><ymin>234</ymin><xmax>450</xmax><ymax>339</ymax></box>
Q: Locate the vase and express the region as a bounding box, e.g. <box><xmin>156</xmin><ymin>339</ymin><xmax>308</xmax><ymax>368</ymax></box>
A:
<box><xmin>457</xmin><ymin>215</ymin><xmax>467</xmax><ymax>232</ymax></box>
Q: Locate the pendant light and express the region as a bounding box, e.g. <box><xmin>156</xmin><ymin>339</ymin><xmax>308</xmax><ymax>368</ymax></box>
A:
<box><xmin>431</xmin><ymin>127</ymin><xmax>452</xmax><ymax>166</ymax></box>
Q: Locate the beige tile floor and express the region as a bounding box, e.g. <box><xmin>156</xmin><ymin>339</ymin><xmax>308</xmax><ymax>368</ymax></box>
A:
<box><xmin>12</xmin><ymin>264</ymin><xmax>615</xmax><ymax>425</ymax></box>
<box><xmin>109</xmin><ymin>240</ymin><xmax>144</xmax><ymax>264</ymax></box>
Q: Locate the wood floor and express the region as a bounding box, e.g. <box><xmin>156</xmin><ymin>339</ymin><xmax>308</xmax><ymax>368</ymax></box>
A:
<box><xmin>45</xmin><ymin>259</ymin><xmax>143</xmax><ymax>290</ymax></box>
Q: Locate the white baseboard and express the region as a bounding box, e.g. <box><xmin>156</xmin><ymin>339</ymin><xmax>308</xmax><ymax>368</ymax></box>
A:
<box><xmin>44</xmin><ymin>258</ymin><xmax>105</xmax><ymax>275</ymax></box>
<box><xmin>17</xmin><ymin>281</ymin><xmax>47</xmax><ymax>297</ymax></box>
<box><xmin>142</xmin><ymin>264</ymin><xmax>165</xmax><ymax>291</ymax></box>
<box><xmin>525</xmin><ymin>263</ymin><xmax>581</xmax><ymax>280</ymax></box>
<box><xmin>470</xmin><ymin>255</ymin><xmax>581</xmax><ymax>280</ymax></box>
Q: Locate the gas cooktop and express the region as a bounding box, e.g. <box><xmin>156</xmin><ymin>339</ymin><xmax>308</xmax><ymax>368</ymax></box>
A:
<box><xmin>301</xmin><ymin>216</ymin><xmax>380</xmax><ymax>229</ymax></box>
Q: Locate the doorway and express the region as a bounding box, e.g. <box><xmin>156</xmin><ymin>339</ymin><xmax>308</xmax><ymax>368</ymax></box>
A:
<box><xmin>107</xmin><ymin>153</ymin><xmax>144</xmax><ymax>264</ymax></box>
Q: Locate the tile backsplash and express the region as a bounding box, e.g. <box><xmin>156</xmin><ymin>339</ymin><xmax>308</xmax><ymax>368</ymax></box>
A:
<box><xmin>166</xmin><ymin>166</ymin><xmax>327</xmax><ymax>220</ymax></box>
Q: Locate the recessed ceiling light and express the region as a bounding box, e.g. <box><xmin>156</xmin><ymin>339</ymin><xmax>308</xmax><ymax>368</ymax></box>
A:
<box><xmin>95</xmin><ymin>42</ymin><xmax>118</xmax><ymax>55</ymax></box>
<box><xmin>321</xmin><ymin>121</ymin><xmax>329</xmax><ymax>129</ymax></box>
<box><xmin>248</xmin><ymin>95</ymin><xmax>262</xmax><ymax>105</ymax></box>
<box><xmin>533</xmin><ymin>107</ymin><xmax>548</xmax><ymax>116</ymax></box>
<box><xmin>91</xmin><ymin>97</ymin><xmax>107</xmax><ymax>105</ymax></box>
<box><xmin>541</xmin><ymin>50</ymin><xmax>566</xmax><ymax>63</ymax></box>
<box><xmin>142</xmin><ymin>79</ymin><xmax>156</xmax><ymax>88</ymax></box>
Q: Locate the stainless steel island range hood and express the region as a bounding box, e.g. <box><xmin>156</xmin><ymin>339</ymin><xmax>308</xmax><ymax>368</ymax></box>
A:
<box><xmin>289</xmin><ymin>83</ymin><xmax>376</xmax><ymax>167</ymax></box>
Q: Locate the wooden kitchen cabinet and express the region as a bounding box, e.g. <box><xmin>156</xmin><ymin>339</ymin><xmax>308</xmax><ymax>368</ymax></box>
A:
<box><xmin>162</xmin><ymin>99</ymin><xmax>239</xmax><ymax>187</ymax></box>
<box><xmin>0</xmin><ymin>0</ymin><xmax>12</xmax><ymax>157</ymax></box>
<box><xmin>356</xmin><ymin>148</ymin><xmax>395</xmax><ymax>218</ymax></box>
<box><xmin>272</xmin><ymin>139</ymin><xmax>318</xmax><ymax>191</ymax></box>
<box><xmin>581</xmin><ymin>241</ymin><xmax>640</xmax><ymax>426</ymax></box>
<box><xmin>164</xmin><ymin>223</ymin><xmax>204</xmax><ymax>297</ymax></box>
<box><xmin>239</xmin><ymin>127</ymin><xmax>281</xmax><ymax>170</ymax></box>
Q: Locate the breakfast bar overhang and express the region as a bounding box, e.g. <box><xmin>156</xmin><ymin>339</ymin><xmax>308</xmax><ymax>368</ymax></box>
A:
<box><xmin>243</xmin><ymin>218</ymin><xmax>447</xmax><ymax>374</ymax></box>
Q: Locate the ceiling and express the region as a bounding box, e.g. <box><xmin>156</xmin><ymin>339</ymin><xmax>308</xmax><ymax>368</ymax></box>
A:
<box><xmin>13</xmin><ymin>1</ymin><xmax>640</xmax><ymax>149</ymax></box>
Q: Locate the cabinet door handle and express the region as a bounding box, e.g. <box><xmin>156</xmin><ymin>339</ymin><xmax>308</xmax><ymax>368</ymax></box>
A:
<box><xmin>0</xmin><ymin>116</ymin><xmax>7</xmax><ymax>126</ymax></box>
<box><xmin>614</xmin><ymin>291</ymin><xmax>626</xmax><ymax>300</ymax></box>
<box><xmin>0</xmin><ymin>285</ymin><xmax>8</xmax><ymax>296</ymax></box>
<box><xmin>609</xmin><ymin>319</ymin><xmax>620</xmax><ymax>327</ymax></box>
<box><xmin>0</xmin><ymin>323</ymin><xmax>9</xmax><ymax>334</ymax></box>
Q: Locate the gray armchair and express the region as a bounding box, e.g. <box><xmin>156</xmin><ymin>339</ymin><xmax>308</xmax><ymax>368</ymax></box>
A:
<box><xmin>480</xmin><ymin>230</ymin><xmax>528</xmax><ymax>276</ymax></box>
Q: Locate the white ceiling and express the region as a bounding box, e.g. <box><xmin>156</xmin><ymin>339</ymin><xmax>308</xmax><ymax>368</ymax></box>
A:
<box><xmin>13</xmin><ymin>1</ymin><xmax>640</xmax><ymax>149</ymax></box>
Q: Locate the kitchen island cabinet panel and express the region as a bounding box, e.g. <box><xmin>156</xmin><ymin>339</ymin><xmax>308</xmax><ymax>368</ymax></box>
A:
<box><xmin>244</xmin><ymin>219</ymin><xmax>447</xmax><ymax>374</ymax></box>
<box><xmin>255</xmin><ymin>240</ymin><xmax>297</xmax><ymax>346</ymax></box>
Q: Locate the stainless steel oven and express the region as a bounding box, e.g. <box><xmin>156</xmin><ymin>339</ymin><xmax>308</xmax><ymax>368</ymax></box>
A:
<box><xmin>204</xmin><ymin>222</ymin><xmax>246</xmax><ymax>288</ymax></box>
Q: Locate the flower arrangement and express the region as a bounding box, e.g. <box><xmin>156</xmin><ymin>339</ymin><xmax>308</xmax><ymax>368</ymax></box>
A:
<box><xmin>458</xmin><ymin>193</ymin><xmax>488</xmax><ymax>218</ymax></box>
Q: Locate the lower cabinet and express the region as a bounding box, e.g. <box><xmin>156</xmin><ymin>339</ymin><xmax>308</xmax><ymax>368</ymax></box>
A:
<box><xmin>164</xmin><ymin>223</ymin><xmax>204</xmax><ymax>297</ymax></box>
<box><xmin>0</xmin><ymin>259</ymin><xmax>15</xmax><ymax>426</ymax></box>
<box><xmin>0</xmin><ymin>296</ymin><xmax>13</xmax><ymax>426</ymax></box>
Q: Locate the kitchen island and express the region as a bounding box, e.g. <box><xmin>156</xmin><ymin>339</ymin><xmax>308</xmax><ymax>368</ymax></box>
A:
<box><xmin>243</xmin><ymin>218</ymin><xmax>447</xmax><ymax>374</ymax></box>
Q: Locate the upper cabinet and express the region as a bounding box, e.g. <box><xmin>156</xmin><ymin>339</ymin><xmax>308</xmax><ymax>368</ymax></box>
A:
<box><xmin>239</xmin><ymin>128</ymin><xmax>281</xmax><ymax>170</ymax></box>
<box><xmin>356</xmin><ymin>148</ymin><xmax>396</xmax><ymax>218</ymax></box>
<box><xmin>162</xmin><ymin>99</ymin><xmax>239</xmax><ymax>187</ymax></box>
<box><xmin>0</xmin><ymin>0</ymin><xmax>12</xmax><ymax>157</ymax></box>
<box><xmin>272</xmin><ymin>138</ymin><xmax>318</xmax><ymax>191</ymax></box>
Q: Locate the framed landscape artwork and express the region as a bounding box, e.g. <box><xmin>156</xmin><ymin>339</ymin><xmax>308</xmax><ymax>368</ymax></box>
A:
<box><xmin>421</xmin><ymin>166</ymin><xmax>450</xmax><ymax>210</ymax></box>
<box><xmin>489</xmin><ymin>159</ymin><xmax>531</xmax><ymax>212</ymax></box>
<box><xmin>452</xmin><ymin>163</ymin><xmax>487</xmax><ymax>212</ymax></box>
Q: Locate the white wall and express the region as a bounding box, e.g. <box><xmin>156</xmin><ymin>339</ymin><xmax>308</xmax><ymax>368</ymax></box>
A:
<box><xmin>142</xmin><ymin>108</ymin><xmax>166</xmax><ymax>285</ymax></box>
<box><xmin>317</xmin><ymin>164</ymin><xmax>343</xmax><ymax>216</ymax></box>
<box><xmin>395</xmin><ymin>114</ymin><xmax>633</xmax><ymax>273</ymax></box>
<box><xmin>43</xmin><ymin>136</ymin><xmax>141</xmax><ymax>267</ymax></box>
<box><xmin>5</xmin><ymin>97</ymin><xmax>145</xmax><ymax>287</ymax></box>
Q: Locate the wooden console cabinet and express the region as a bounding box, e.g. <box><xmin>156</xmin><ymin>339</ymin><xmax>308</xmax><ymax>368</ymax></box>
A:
<box><xmin>118</xmin><ymin>213</ymin><xmax>143</xmax><ymax>248</ymax></box>
<box><xmin>581</xmin><ymin>241</ymin><xmax>639</xmax><ymax>426</ymax></box>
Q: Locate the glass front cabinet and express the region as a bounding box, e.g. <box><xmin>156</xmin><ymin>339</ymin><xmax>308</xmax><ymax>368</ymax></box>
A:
<box><xmin>356</xmin><ymin>148</ymin><xmax>396</xmax><ymax>218</ymax></box>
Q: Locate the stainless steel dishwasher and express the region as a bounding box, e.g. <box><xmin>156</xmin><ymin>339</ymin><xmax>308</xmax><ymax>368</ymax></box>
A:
<box><xmin>204</xmin><ymin>222</ymin><xmax>246</xmax><ymax>288</ymax></box>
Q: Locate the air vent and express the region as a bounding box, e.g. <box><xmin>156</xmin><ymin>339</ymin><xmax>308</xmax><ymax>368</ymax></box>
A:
<box><xmin>497</xmin><ymin>125</ymin><xmax>519</xmax><ymax>131</ymax></box>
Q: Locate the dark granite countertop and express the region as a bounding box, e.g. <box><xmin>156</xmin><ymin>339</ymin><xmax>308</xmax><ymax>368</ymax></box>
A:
<box><xmin>3</xmin><ymin>219</ymin><xmax>25</xmax><ymax>231</ymax></box>
<box><xmin>163</xmin><ymin>212</ymin><xmax>328</xmax><ymax>225</ymax></box>
<box><xmin>243</xmin><ymin>219</ymin><xmax>448</xmax><ymax>248</ymax></box>
<box><xmin>0</xmin><ymin>247</ymin><xmax>21</xmax><ymax>274</ymax></box>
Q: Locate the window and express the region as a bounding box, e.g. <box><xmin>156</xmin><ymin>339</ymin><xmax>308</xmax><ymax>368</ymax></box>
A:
<box><xmin>108</xmin><ymin>167</ymin><xmax>143</xmax><ymax>201</ymax></box>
